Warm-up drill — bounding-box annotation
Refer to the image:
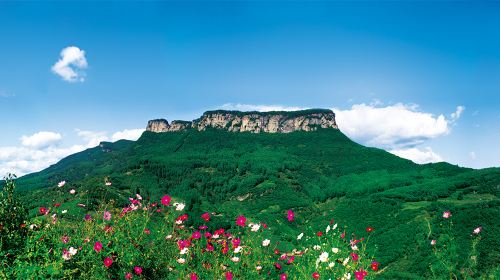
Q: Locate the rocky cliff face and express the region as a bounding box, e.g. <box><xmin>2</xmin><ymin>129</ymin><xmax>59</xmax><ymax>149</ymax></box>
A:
<box><xmin>146</xmin><ymin>109</ymin><xmax>338</xmax><ymax>133</ymax></box>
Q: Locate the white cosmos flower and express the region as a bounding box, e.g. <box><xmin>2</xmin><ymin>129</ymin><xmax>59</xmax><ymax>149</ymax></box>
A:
<box><xmin>297</xmin><ymin>233</ymin><xmax>304</xmax><ymax>240</ymax></box>
<box><xmin>69</xmin><ymin>189</ymin><xmax>76</xmax><ymax>194</ymax></box>
<box><xmin>61</xmin><ymin>210</ymin><xmax>67</xmax><ymax>214</ymax></box>
<box><xmin>58</xmin><ymin>181</ymin><xmax>66</xmax><ymax>187</ymax></box>
<box><xmin>180</xmin><ymin>248</ymin><xmax>188</xmax><ymax>255</ymax></box>
<box><xmin>319</xmin><ymin>252</ymin><xmax>329</xmax><ymax>262</ymax></box>
<box><xmin>177</xmin><ymin>258</ymin><xmax>185</xmax><ymax>264</ymax></box>
<box><xmin>326</xmin><ymin>225</ymin><xmax>331</xmax><ymax>233</ymax></box>
<box><xmin>68</xmin><ymin>247</ymin><xmax>77</xmax><ymax>255</ymax></box>
<box><xmin>174</xmin><ymin>203</ymin><xmax>185</xmax><ymax>211</ymax></box>
<box><xmin>329</xmin><ymin>262</ymin><xmax>335</xmax><ymax>268</ymax></box>
<box><xmin>342</xmin><ymin>257</ymin><xmax>350</xmax><ymax>266</ymax></box>
<box><xmin>262</xmin><ymin>239</ymin><xmax>270</xmax><ymax>247</ymax></box>
<box><xmin>332</xmin><ymin>247</ymin><xmax>339</xmax><ymax>254</ymax></box>
<box><xmin>165</xmin><ymin>235</ymin><xmax>173</xmax><ymax>239</ymax></box>
<box><xmin>234</xmin><ymin>246</ymin><xmax>242</xmax><ymax>253</ymax></box>
<box><xmin>313</xmin><ymin>245</ymin><xmax>321</xmax><ymax>250</ymax></box>
<box><xmin>256</xmin><ymin>265</ymin><xmax>262</xmax><ymax>271</ymax></box>
<box><xmin>251</xmin><ymin>223</ymin><xmax>261</xmax><ymax>232</ymax></box>
<box><xmin>231</xmin><ymin>257</ymin><xmax>240</xmax><ymax>262</ymax></box>
<box><xmin>332</xmin><ymin>223</ymin><xmax>338</xmax><ymax>230</ymax></box>
<box><xmin>341</xmin><ymin>273</ymin><xmax>351</xmax><ymax>280</ymax></box>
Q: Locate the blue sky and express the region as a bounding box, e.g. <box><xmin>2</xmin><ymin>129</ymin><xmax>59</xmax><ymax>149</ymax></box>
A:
<box><xmin>0</xmin><ymin>1</ymin><xmax>499</xmax><ymax>175</ymax></box>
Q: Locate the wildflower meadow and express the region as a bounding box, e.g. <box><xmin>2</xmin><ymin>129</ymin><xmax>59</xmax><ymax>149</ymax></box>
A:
<box><xmin>1</xmin><ymin>174</ymin><xmax>490</xmax><ymax>279</ymax></box>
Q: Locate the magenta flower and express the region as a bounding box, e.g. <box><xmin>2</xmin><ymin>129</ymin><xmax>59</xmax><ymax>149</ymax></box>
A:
<box><xmin>192</xmin><ymin>231</ymin><xmax>201</xmax><ymax>239</ymax></box>
<box><xmin>351</xmin><ymin>252</ymin><xmax>359</xmax><ymax>261</ymax></box>
<box><xmin>287</xmin><ymin>209</ymin><xmax>294</xmax><ymax>222</ymax></box>
<box><xmin>201</xmin><ymin>212</ymin><xmax>210</xmax><ymax>222</ymax></box>
<box><xmin>355</xmin><ymin>270</ymin><xmax>368</xmax><ymax>280</ymax></box>
<box><xmin>94</xmin><ymin>241</ymin><xmax>103</xmax><ymax>253</ymax></box>
<box><xmin>236</xmin><ymin>215</ymin><xmax>246</xmax><ymax>227</ymax></box>
<box><xmin>124</xmin><ymin>272</ymin><xmax>132</xmax><ymax>279</ymax></box>
<box><xmin>225</xmin><ymin>271</ymin><xmax>233</xmax><ymax>280</ymax></box>
<box><xmin>84</xmin><ymin>214</ymin><xmax>92</xmax><ymax>221</ymax></box>
<box><xmin>103</xmin><ymin>257</ymin><xmax>113</xmax><ymax>268</ymax></box>
<box><xmin>134</xmin><ymin>266</ymin><xmax>142</xmax><ymax>275</ymax></box>
<box><xmin>161</xmin><ymin>195</ymin><xmax>171</xmax><ymax>206</ymax></box>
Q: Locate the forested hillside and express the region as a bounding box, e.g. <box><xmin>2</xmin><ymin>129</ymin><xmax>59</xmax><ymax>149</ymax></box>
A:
<box><xmin>11</xmin><ymin>128</ymin><xmax>500</xmax><ymax>278</ymax></box>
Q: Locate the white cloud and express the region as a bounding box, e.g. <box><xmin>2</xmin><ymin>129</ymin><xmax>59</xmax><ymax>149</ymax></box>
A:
<box><xmin>111</xmin><ymin>129</ymin><xmax>145</xmax><ymax>142</ymax></box>
<box><xmin>51</xmin><ymin>46</ymin><xmax>88</xmax><ymax>82</ymax></box>
<box><xmin>469</xmin><ymin>151</ymin><xmax>476</xmax><ymax>160</ymax></box>
<box><xmin>450</xmin><ymin>106</ymin><xmax>465</xmax><ymax>123</ymax></box>
<box><xmin>0</xmin><ymin>128</ymin><xmax>144</xmax><ymax>177</ymax></box>
<box><xmin>220</xmin><ymin>103</ymin><xmax>307</xmax><ymax>112</ymax></box>
<box><xmin>334</xmin><ymin>103</ymin><xmax>450</xmax><ymax>149</ymax></box>
<box><xmin>390</xmin><ymin>147</ymin><xmax>443</xmax><ymax>164</ymax></box>
<box><xmin>20</xmin><ymin>131</ymin><xmax>62</xmax><ymax>148</ymax></box>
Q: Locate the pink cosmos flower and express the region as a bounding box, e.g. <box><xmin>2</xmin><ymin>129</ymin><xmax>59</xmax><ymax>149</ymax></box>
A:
<box><xmin>103</xmin><ymin>211</ymin><xmax>111</xmax><ymax>221</ymax></box>
<box><xmin>287</xmin><ymin>256</ymin><xmax>295</xmax><ymax>264</ymax></box>
<box><xmin>125</xmin><ymin>272</ymin><xmax>132</xmax><ymax>279</ymax></box>
<box><xmin>431</xmin><ymin>239</ymin><xmax>436</xmax><ymax>245</ymax></box>
<box><xmin>274</xmin><ymin>262</ymin><xmax>282</xmax><ymax>270</ymax></box>
<box><xmin>190</xmin><ymin>273</ymin><xmax>198</xmax><ymax>280</ymax></box>
<box><xmin>225</xmin><ymin>271</ymin><xmax>233</xmax><ymax>280</ymax></box>
<box><xmin>192</xmin><ymin>231</ymin><xmax>201</xmax><ymax>239</ymax></box>
<box><xmin>201</xmin><ymin>212</ymin><xmax>211</xmax><ymax>222</ymax></box>
<box><xmin>61</xmin><ymin>235</ymin><xmax>69</xmax><ymax>244</ymax></box>
<box><xmin>161</xmin><ymin>195</ymin><xmax>171</xmax><ymax>206</ymax></box>
<box><xmin>236</xmin><ymin>215</ymin><xmax>247</xmax><ymax>227</ymax></box>
<box><xmin>473</xmin><ymin>226</ymin><xmax>482</xmax><ymax>234</ymax></box>
<box><xmin>103</xmin><ymin>257</ymin><xmax>113</xmax><ymax>268</ymax></box>
<box><xmin>134</xmin><ymin>266</ymin><xmax>142</xmax><ymax>275</ymax></box>
<box><xmin>144</xmin><ymin>228</ymin><xmax>151</xmax><ymax>235</ymax></box>
<box><xmin>94</xmin><ymin>241</ymin><xmax>103</xmax><ymax>252</ymax></box>
<box><xmin>443</xmin><ymin>211</ymin><xmax>451</xmax><ymax>219</ymax></box>
<box><xmin>280</xmin><ymin>274</ymin><xmax>287</xmax><ymax>280</ymax></box>
<box><xmin>287</xmin><ymin>210</ymin><xmax>294</xmax><ymax>222</ymax></box>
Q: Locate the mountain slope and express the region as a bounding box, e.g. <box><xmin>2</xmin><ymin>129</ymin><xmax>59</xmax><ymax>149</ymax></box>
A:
<box><xmin>15</xmin><ymin>128</ymin><xmax>500</xmax><ymax>278</ymax></box>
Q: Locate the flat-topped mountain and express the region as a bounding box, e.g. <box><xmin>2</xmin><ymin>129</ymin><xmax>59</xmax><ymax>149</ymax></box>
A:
<box><xmin>146</xmin><ymin>109</ymin><xmax>338</xmax><ymax>133</ymax></box>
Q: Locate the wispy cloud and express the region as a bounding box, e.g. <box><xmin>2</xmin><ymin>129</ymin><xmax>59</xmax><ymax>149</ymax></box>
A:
<box><xmin>220</xmin><ymin>103</ymin><xmax>307</xmax><ymax>112</ymax></box>
<box><xmin>51</xmin><ymin>46</ymin><xmax>88</xmax><ymax>82</ymax></box>
<box><xmin>0</xmin><ymin>90</ymin><xmax>15</xmax><ymax>98</ymax></box>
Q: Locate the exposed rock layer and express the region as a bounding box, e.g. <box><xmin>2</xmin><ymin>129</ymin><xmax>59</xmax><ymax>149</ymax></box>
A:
<box><xmin>146</xmin><ymin>109</ymin><xmax>338</xmax><ymax>133</ymax></box>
